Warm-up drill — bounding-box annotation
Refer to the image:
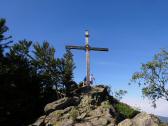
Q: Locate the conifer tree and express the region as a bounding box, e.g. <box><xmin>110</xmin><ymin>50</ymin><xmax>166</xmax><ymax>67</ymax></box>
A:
<box><xmin>0</xmin><ymin>18</ymin><xmax>12</xmax><ymax>50</ymax></box>
<box><xmin>0</xmin><ymin>18</ymin><xmax>77</xmax><ymax>125</ymax></box>
<box><xmin>62</xmin><ymin>49</ymin><xmax>76</xmax><ymax>94</ymax></box>
<box><xmin>0</xmin><ymin>40</ymin><xmax>42</xmax><ymax>126</ymax></box>
<box><xmin>33</xmin><ymin>42</ymin><xmax>58</xmax><ymax>102</ymax></box>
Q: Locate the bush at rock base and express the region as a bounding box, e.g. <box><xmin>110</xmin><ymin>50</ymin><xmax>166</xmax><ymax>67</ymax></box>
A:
<box><xmin>114</xmin><ymin>102</ymin><xmax>139</xmax><ymax>121</ymax></box>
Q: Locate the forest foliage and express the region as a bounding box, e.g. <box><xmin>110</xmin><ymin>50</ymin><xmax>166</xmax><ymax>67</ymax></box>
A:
<box><xmin>0</xmin><ymin>18</ymin><xmax>76</xmax><ymax>126</ymax></box>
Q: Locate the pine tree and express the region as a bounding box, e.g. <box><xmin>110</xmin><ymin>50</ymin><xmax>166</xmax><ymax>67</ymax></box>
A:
<box><xmin>33</xmin><ymin>41</ymin><xmax>58</xmax><ymax>102</ymax></box>
<box><xmin>62</xmin><ymin>49</ymin><xmax>76</xmax><ymax>95</ymax></box>
<box><xmin>0</xmin><ymin>18</ymin><xmax>12</xmax><ymax>50</ymax></box>
<box><xmin>0</xmin><ymin>40</ymin><xmax>42</xmax><ymax>126</ymax></box>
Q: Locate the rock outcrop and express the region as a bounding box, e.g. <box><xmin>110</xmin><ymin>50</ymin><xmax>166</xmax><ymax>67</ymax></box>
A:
<box><xmin>118</xmin><ymin>112</ymin><xmax>162</xmax><ymax>126</ymax></box>
<box><xmin>30</xmin><ymin>85</ymin><xmax>167</xmax><ymax>126</ymax></box>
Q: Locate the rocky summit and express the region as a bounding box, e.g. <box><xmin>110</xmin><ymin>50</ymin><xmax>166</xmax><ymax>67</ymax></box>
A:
<box><xmin>30</xmin><ymin>85</ymin><xmax>167</xmax><ymax>126</ymax></box>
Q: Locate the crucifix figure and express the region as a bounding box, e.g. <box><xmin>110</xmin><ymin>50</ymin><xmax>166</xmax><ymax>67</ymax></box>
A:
<box><xmin>66</xmin><ymin>31</ymin><xmax>109</xmax><ymax>86</ymax></box>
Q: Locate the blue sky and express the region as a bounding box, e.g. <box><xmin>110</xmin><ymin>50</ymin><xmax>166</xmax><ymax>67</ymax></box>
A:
<box><xmin>1</xmin><ymin>0</ymin><xmax>168</xmax><ymax>116</ymax></box>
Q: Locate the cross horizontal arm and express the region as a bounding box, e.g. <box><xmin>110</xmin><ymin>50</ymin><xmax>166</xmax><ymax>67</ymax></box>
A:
<box><xmin>66</xmin><ymin>45</ymin><xmax>86</xmax><ymax>50</ymax></box>
<box><xmin>90</xmin><ymin>47</ymin><xmax>109</xmax><ymax>51</ymax></box>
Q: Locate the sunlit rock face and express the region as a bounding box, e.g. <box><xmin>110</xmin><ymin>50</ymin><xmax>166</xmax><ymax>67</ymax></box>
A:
<box><xmin>118</xmin><ymin>112</ymin><xmax>161</xmax><ymax>126</ymax></box>
<box><xmin>30</xmin><ymin>85</ymin><xmax>167</xmax><ymax>126</ymax></box>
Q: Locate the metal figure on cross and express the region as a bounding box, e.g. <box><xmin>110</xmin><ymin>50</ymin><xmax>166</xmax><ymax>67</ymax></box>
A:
<box><xmin>66</xmin><ymin>30</ymin><xmax>109</xmax><ymax>86</ymax></box>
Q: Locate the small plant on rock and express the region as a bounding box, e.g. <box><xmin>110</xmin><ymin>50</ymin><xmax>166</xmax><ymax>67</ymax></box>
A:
<box><xmin>69</xmin><ymin>108</ymin><xmax>79</xmax><ymax>121</ymax></box>
<box><xmin>102</xmin><ymin>101</ymin><xmax>111</xmax><ymax>110</ymax></box>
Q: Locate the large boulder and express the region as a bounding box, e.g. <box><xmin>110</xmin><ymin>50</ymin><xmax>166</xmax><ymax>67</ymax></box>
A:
<box><xmin>44</xmin><ymin>106</ymin><xmax>74</xmax><ymax>125</ymax></box>
<box><xmin>31</xmin><ymin>116</ymin><xmax>46</xmax><ymax>126</ymax></box>
<box><xmin>118</xmin><ymin>112</ymin><xmax>161</xmax><ymax>126</ymax></box>
<box><xmin>44</xmin><ymin>97</ymin><xmax>80</xmax><ymax>114</ymax></box>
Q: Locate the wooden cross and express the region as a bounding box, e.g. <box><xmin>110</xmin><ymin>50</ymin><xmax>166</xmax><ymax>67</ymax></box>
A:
<box><xmin>66</xmin><ymin>31</ymin><xmax>109</xmax><ymax>86</ymax></box>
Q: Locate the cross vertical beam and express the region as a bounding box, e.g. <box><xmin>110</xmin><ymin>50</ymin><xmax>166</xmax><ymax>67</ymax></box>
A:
<box><xmin>86</xmin><ymin>49</ymin><xmax>90</xmax><ymax>86</ymax></box>
<box><xmin>85</xmin><ymin>31</ymin><xmax>90</xmax><ymax>86</ymax></box>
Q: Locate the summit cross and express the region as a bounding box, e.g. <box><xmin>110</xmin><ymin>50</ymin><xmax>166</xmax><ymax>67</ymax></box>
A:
<box><xmin>65</xmin><ymin>31</ymin><xmax>109</xmax><ymax>86</ymax></box>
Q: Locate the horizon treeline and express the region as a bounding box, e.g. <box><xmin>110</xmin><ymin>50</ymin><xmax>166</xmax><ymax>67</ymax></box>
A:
<box><xmin>0</xmin><ymin>18</ymin><xmax>77</xmax><ymax>126</ymax></box>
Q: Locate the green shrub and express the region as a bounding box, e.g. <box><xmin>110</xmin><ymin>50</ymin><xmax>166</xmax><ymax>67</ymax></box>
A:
<box><xmin>114</xmin><ymin>102</ymin><xmax>139</xmax><ymax>119</ymax></box>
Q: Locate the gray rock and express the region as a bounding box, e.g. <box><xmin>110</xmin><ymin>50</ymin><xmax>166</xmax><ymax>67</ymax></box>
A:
<box><xmin>118</xmin><ymin>112</ymin><xmax>160</xmax><ymax>126</ymax></box>
<box><xmin>74</xmin><ymin>122</ymin><xmax>93</xmax><ymax>126</ymax></box>
<box><xmin>61</xmin><ymin>119</ymin><xmax>74</xmax><ymax>126</ymax></box>
<box><xmin>118</xmin><ymin>119</ymin><xmax>133</xmax><ymax>126</ymax></box>
<box><xmin>45</xmin><ymin>119</ymin><xmax>74</xmax><ymax>126</ymax></box>
<box><xmin>77</xmin><ymin>113</ymin><xmax>87</xmax><ymax>120</ymax></box>
<box><xmin>31</xmin><ymin>115</ymin><xmax>46</xmax><ymax>126</ymax></box>
<box><xmin>133</xmin><ymin>112</ymin><xmax>160</xmax><ymax>126</ymax></box>
<box><xmin>44</xmin><ymin>97</ymin><xmax>80</xmax><ymax>114</ymax></box>
<box><xmin>44</xmin><ymin>106</ymin><xmax>75</xmax><ymax>125</ymax></box>
<box><xmin>90</xmin><ymin>117</ymin><xmax>108</xmax><ymax>126</ymax></box>
<box><xmin>107</xmin><ymin>123</ymin><xmax>116</xmax><ymax>126</ymax></box>
<box><xmin>32</xmin><ymin>86</ymin><xmax>165</xmax><ymax>126</ymax></box>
